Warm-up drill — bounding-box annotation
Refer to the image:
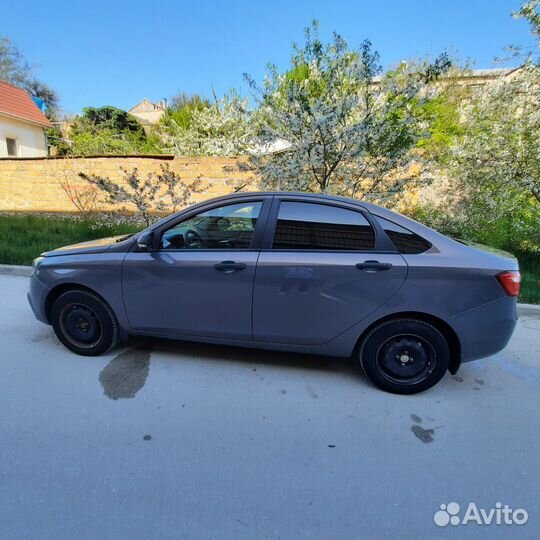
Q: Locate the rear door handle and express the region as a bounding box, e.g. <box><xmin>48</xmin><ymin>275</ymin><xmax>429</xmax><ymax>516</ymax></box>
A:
<box><xmin>214</xmin><ymin>260</ymin><xmax>247</xmax><ymax>272</ymax></box>
<box><xmin>356</xmin><ymin>260</ymin><xmax>393</xmax><ymax>272</ymax></box>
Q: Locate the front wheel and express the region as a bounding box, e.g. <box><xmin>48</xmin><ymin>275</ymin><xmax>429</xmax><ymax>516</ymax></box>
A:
<box><xmin>358</xmin><ymin>319</ymin><xmax>449</xmax><ymax>394</ymax></box>
<box><xmin>51</xmin><ymin>290</ymin><xmax>119</xmax><ymax>356</ymax></box>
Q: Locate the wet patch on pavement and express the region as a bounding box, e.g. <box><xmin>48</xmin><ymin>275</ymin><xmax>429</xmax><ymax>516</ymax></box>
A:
<box><xmin>99</xmin><ymin>345</ymin><xmax>152</xmax><ymax>400</ymax></box>
<box><xmin>411</xmin><ymin>424</ymin><xmax>435</xmax><ymax>443</ymax></box>
<box><xmin>410</xmin><ymin>414</ymin><xmax>437</xmax><ymax>443</ymax></box>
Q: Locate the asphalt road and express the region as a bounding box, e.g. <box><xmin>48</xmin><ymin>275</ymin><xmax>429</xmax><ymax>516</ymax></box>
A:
<box><xmin>0</xmin><ymin>274</ymin><xmax>539</xmax><ymax>540</ymax></box>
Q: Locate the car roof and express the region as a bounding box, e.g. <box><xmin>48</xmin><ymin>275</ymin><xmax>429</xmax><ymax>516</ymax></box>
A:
<box><xmin>203</xmin><ymin>190</ymin><xmax>374</xmax><ymax>209</ymax></box>
<box><xmin>166</xmin><ymin>190</ymin><xmax>428</xmax><ymax>230</ymax></box>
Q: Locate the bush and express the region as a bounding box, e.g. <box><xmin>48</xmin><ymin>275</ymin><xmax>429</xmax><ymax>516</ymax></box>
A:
<box><xmin>411</xmin><ymin>197</ymin><xmax>540</xmax><ymax>256</ymax></box>
<box><xmin>410</xmin><ymin>201</ymin><xmax>540</xmax><ymax>303</ymax></box>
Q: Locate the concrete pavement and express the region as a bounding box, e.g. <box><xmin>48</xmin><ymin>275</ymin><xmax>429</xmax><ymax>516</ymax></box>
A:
<box><xmin>0</xmin><ymin>274</ymin><xmax>538</xmax><ymax>540</ymax></box>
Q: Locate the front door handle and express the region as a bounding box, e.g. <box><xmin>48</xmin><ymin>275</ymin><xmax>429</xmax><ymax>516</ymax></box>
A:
<box><xmin>356</xmin><ymin>260</ymin><xmax>393</xmax><ymax>272</ymax></box>
<box><xmin>214</xmin><ymin>260</ymin><xmax>247</xmax><ymax>272</ymax></box>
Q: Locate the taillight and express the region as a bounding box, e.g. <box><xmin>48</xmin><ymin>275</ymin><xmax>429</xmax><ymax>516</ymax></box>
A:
<box><xmin>496</xmin><ymin>271</ymin><xmax>521</xmax><ymax>297</ymax></box>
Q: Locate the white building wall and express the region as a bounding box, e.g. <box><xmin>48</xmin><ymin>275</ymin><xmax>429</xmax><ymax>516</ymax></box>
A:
<box><xmin>0</xmin><ymin>115</ymin><xmax>48</xmax><ymax>157</ymax></box>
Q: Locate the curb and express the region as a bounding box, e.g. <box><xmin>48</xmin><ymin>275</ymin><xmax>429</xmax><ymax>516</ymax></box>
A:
<box><xmin>0</xmin><ymin>264</ymin><xmax>32</xmax><ymax>277</ymax></box>
<box><xmin>518</xmin><ymin>303</ymin><xmax>540</xmax><ymax>316</ymax></box>
<box><xmin>0</xmin><ymin>263</ymin><xmax>539</xmax><ymax>315</ymax></box>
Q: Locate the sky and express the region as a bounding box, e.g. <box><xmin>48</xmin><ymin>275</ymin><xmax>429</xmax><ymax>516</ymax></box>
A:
<box><xmin>3</xmin><ymin>0</ymin><xmax>534</xmax><ymax>115</ymax></box>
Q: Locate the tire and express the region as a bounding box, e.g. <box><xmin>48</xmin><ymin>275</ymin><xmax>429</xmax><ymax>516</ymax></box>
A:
<box><xmin>51</xmin><ymin>289</ymin><xmax>119</xmax><ymax>356</ymax></box>
<box><xmin>358</xmin><ymin>318</ymin><xmax>449</xmax><ymax>394</ymax></box>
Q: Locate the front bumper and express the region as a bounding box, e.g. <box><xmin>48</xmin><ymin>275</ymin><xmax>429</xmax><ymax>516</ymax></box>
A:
<box><xmin>449</xmin><ymin>295</ymin><xmax>518</xmax><ymax>363</ymax></box>
<box><xmin>27</xmin><ymin>274</ymin><xmax>50</xmax><ymax>324</ymax></box>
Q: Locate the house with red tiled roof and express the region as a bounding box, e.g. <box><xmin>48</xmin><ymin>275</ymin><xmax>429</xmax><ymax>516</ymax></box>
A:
<box><xmin>0</xmin><ymin>79</ymin><xmax>52</xmax><ymax>158</ymax></box>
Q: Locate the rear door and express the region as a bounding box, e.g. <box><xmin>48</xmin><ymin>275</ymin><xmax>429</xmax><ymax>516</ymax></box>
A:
<box><xmin>253</xmin><ymin>198</ymin><xmax>407</xmax><ymax>345</ymax></box>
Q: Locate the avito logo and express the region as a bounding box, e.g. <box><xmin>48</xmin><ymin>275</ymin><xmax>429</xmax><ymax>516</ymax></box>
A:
<box><xmin>434</xmin><ymin>502</ymin><xmax>528</xmax><ymax>527</ymax></box>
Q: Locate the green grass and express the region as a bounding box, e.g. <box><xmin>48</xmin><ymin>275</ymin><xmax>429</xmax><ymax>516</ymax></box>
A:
<box><xmin>517</xmin><ymin>252</ymin><xmax>540</xmax><ymax>305</ymax></box>
<box><xmin>0</xmin><ymin>214</ymin><xmax>538</xmax><ymax>304</ymax></box>
<box><xmin>0</xmin><ymin>215</ymin><xmax>141</xmax><ymax>266</ymax></box>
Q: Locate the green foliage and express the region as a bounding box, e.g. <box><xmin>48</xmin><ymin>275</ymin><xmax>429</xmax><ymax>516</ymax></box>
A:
<box><xmin>414</xmin><ymin>89</ymin><xmax>465</xmax><ymax>161</ymax></box>
<box><xmin>162</xmin><ymin>93</ymin><xmax>210</xmax><ymax>130</ymax></box>
<box><xmin>69</xmin><ymin>129</ymin><xmax>161</xmax><ymax>156</ymax></box>
<box><xmin>46</xmin><ymin>126</ymin><xmax>71</xmax><ymax>156</ymax></box>
<box><xmin>418</xmin><ymin>63</ymin><xmax>540</xmax><ymax>263</ymax></box>
<box><xmin>415</xmin><ymin>48</ymin><xmax>540</xmax><ymax>277</ymax></box>
<box><xmin>73</xmin><ymin>106</ymin><xmax>146</xmax><ymax>137</ymax></box>
<box><xmin>520</xmin><ymin>253</ymin><xmax>540</xmax><ymax>304</ymax></box>
<box><xmin>69</xmin><ymin>106</ymin><xmax>162</xmax><ymax>156</ymax></box>
<box><xmin>411</xmin><ymin>201</ymin><xmax>540</xmax><ymax>304</ymax></box>
<box><xmin>0</xmin><ymin>214</ymin><xmax>140</xmax><ymax>266</ymax></box>
<box><xmin>412</xmin><ymin>193</ymin><xmax>540</xmax><ymax>255</ymax></box>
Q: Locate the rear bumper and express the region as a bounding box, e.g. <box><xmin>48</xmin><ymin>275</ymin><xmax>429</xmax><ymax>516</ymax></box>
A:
<box><xmin>449</xmin><ymin>295</ymin><xmax>518</xmax><ymax>363</ymax></box>
<box><xmin>27</xmin><ymin>274</ymin><xmax>50</xmax><ymax>324</ymax></box>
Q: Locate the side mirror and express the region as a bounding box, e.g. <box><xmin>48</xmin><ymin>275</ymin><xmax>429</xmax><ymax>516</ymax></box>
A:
<box><xmin>137</xmin><ymin>231</ymin><xmax>155</xmax><ymax>251</ymax></box>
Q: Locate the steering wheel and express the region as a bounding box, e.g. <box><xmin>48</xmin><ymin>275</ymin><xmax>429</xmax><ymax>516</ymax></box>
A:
<box><xmin>184</xmin><ymin>229</ymin><xmax>204</xmax><ymax>248</ymax></box>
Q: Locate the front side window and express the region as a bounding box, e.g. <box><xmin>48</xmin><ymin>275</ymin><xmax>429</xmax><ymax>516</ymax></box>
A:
<box><xmin>374</xmin><ymin>215</ymin><xmax>432</xmax><ymax>254</ymax></box>
<box><xmin>160</xmin><ymin>201</ymin><xmax>262</xmax><ymax>250</ymax></box>
<box><xmin>272</xmin><ymin>202</ymin><xmax>375</xmax><ymax>250</ymax></box>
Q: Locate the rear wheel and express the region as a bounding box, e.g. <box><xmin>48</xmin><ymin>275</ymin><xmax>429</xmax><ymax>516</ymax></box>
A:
<box><xmin>51</xmin><ymin>290</ymin><xmax>119</xmax><ymax>356</ymax></box>
<box><xmin>358</xmin><ymin>318</ymin><xmax>449</xmax><ymax>394</ymax></box>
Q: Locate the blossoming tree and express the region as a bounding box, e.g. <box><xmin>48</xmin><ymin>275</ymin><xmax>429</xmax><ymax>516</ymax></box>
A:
<box><xmin>243</xmin><ymin>22</ymin><xmax>450</xmax><ymax>205</ymax></box>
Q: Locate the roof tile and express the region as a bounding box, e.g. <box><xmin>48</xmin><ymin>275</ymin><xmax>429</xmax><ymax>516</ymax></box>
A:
<box><xmin>0</xmin><ymin>79</ymin><xmax>52</xmax><ymax>128</ymax></box>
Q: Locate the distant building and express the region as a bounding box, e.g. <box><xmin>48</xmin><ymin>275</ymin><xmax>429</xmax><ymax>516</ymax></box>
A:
<box><xmin>373</xmin><ymin>66</ymin><xmax>524</xmax><ymax>88</ymax></box>
<box><xmin>0</xmin><ymin>80</ymin><xmax>52</xmax><ymax>158</ymax></box>
<box><xmin>128</xmin><ymin>98</ymin><xmax>167</xmax><ymax>127</ymax></box>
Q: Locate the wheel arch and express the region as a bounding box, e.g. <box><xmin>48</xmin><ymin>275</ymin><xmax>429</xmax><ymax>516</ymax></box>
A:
<box><xmin>44</xmin><ymin>283</ymin><xmax>112</xmax><ymax>324</ymax></box>
<box><xmin>355</xmin><ymin>311</ymin><xmax>462</xmax><ymax>374</ymax></box>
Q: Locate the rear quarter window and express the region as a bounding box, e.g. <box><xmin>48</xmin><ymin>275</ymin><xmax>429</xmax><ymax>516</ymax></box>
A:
<box><xmin>374</xmin><ymin>215</ymin><xmax>432</xmax><ymax>254</ymax></box>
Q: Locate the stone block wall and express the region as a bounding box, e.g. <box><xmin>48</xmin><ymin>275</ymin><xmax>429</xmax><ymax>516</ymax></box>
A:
<box><xmin>0</xmin><ymin>155</ymin><xmax>253</xmax><ymax>213</ymax></box>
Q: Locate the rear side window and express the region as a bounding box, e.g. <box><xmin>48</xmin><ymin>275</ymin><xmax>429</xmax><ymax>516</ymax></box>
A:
<box><xmin>272</xmin><ymin>202</ymin><xmax>375</xmax><ymax>250</ymax></box>
<box><xmin>374</xmin><ymin>216</ymin><xmax>432</xmax><ymax>254</ymax></box>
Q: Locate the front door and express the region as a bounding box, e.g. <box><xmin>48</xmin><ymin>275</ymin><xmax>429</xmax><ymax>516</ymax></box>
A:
<box><xmin>253</xmin><ymin>200</ymin><xmax>407</xmax><ymax>345</ymax></box>
<box><xmin>122</xmin><ymin>199</ymin><xmax>266</xmax><ymax>340</ymax></box>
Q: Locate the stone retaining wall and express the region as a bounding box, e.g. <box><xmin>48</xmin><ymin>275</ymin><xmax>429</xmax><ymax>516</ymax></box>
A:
<box><xmin>0</xmin><ymin>155</ymin><xmax>252</xmax><ymax>212</ymax></box>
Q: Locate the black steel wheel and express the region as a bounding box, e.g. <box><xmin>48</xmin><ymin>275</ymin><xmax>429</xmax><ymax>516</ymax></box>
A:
<box><xmin>51</xmin><ymin>289</ymin><xmax>119</xmax><ymax>356</ymax></box>
<box><xmin>358</xmin><ymin>318</ymin><xmax>450</xmax><ymax>394</ymax></box>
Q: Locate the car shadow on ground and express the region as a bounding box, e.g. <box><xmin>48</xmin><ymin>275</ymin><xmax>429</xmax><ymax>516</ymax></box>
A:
<box><xmin>126</xmin><ymin>334</ymin><xmax>365</xmax><ymax>380</ymax></box>
<box><xmin>96</xmin><ymin>336</ymin><xmax>370</xmax><ymax>400</ymax></box>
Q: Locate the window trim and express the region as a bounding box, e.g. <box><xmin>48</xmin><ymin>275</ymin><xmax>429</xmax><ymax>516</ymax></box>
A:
<box><xmin>262</xmin><ymin>197</ymin><xmax>397</xmax><ymax>253</ymax></box>
<box><xmin>148</xmin><ymin>197</ymin><xmax>272</xmax><ymax>252</ymax></box>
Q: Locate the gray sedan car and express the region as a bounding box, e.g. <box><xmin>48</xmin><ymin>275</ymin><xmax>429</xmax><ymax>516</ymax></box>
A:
<box><xmin>28</xmin><ymin>192</ymin><xmax>520</xmax><ymax>394</ymax></box>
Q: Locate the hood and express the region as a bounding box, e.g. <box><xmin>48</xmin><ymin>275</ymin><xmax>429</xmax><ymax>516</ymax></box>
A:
<box><xmin>42</xmin><ymin>234</ymin><xmax>133</xmax><ymax>257</ymax></box>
